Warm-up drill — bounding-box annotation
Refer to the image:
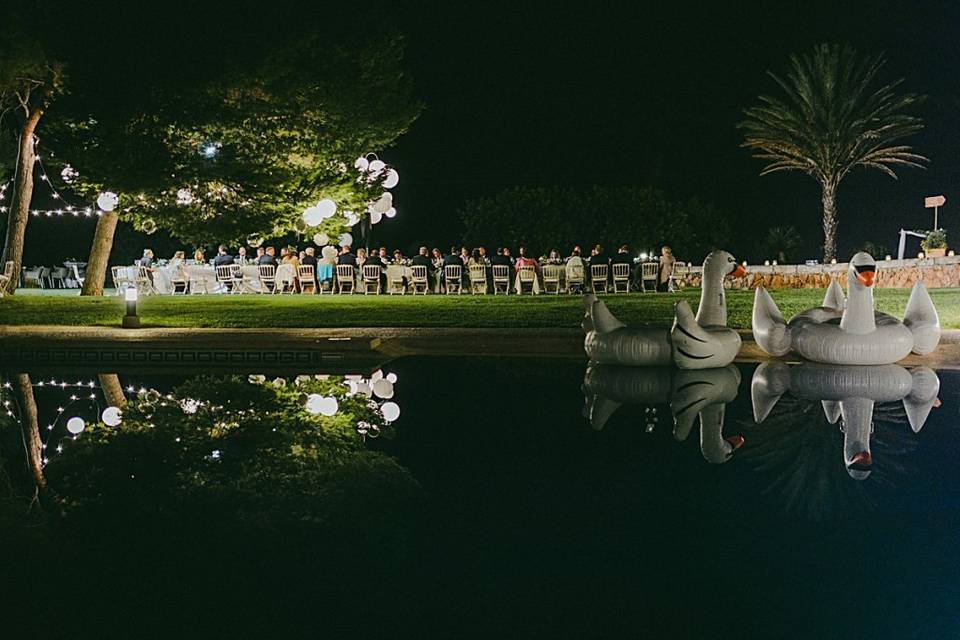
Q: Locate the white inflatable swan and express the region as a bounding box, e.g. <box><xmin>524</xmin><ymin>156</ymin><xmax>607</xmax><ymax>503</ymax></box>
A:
<box><xmin>583</xmin><ymin>250</ymin><xmax>746</xmax><ymax>369</ymax></box>
<box><xmin>752</xmin><ymin>252</ymin><xmax>941</xmax><ymax>365</ymax></box>
<box><xmin>582</xmin><ymin>363</ymin><xmax>744</xmax><ymax>463</ymax></box>
<box><xmin>751</xmin><ymin>362</ymin><xmax>940</xmax><ymax>479</ymax></box>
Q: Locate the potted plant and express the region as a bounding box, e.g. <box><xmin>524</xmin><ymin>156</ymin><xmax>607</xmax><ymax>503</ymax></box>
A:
<box><xmin>921</xmin><ymin>229</ymin><xmax>948</xmax><ymax>257</ymax></box>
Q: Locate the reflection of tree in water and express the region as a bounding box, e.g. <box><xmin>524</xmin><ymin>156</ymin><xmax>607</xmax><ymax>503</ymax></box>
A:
<box><xmin>738</xmin><ymin>395</ymin><xmax>917</xmax><ymax>521</ymax></box>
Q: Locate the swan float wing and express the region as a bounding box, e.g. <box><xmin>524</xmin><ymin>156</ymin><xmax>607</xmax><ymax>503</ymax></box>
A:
<box><xmin>903</xmin><ymin>282</ymin><xmax>941</xmax><ymax>355</ymax></box>
<box><xmin>823</xmin><ymin>279</ymin><xmax>845</xmax><ymax>311</ymax></box>
<box><xmin>751</xmin><ymin>286</ymin><xmax>792</xmax><ymax>356</ymax></box>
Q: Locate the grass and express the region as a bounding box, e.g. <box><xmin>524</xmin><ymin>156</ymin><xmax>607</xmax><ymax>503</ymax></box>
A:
<box><xmin>2</xmin><ymin>287</ymin><xmax>959</xmax><ymax>330</ymax></box>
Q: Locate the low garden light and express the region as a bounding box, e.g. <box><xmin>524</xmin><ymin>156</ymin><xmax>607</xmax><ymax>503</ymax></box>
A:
<box><xmin>122</xmin><ymin>287</ymin><xmax>140</xmax><ymax>328</ymax></box>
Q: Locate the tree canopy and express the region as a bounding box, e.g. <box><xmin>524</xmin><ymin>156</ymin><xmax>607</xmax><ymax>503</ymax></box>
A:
<box><xmin>459</xmin><ymin>185</ymin><xmax>730</xmax><ymax>262</ymax></box>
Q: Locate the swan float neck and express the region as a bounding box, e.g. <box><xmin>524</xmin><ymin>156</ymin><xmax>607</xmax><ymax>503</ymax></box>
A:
<box><xmin>697</xmin><ymin>252</ymin><xmax>739</xmax><ymax>327</ymax></box>
<box><xmin>839</xmin><ymin>252</ymin><xmax>876</xmax><ymax>335</ymax></box>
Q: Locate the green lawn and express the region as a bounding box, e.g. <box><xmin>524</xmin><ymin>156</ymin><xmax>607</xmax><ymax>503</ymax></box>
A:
<box><xmin>2</xmin><ymin>288</ymin><xmax>959</xmax><ymax>330</ymax></box>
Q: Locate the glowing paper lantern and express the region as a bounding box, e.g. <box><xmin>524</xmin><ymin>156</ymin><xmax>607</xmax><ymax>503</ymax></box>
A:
<box><xmin>345</xmin><ymin>211</ymin><xmax>360</xmax><ymax>226</ymax></box>
<box><xmin>180</xmin><ymin>398</ymin><xmax>200</xmax><ymax>414</ymax></box>
<box><xmin>247</xmin><ymin>234</ymin><xmax>264</xmax><ymax>248</ymax></box>
<box><xmin>354</xmin><ymin>156</ymin><xmax>369</xmax><ymax>171</ymax></box>
<box><xmin>313</xmin><ymin>232</ymin><xmax>329</xmax><ymax>246</ymax></box>
<box><xmin>321</xmin><ymin>246</ymin><xmax>338</xmax><ymax>261</ymax></box>
<box><xmin>317</xmin><ymin>198</ymin><xmax>337</xmax><ymax>219</ymax></box>
<box><xmin>66</xmin><ymin>417</ymin><xmax>85</xmax><ymax>435</ymax></box>
<box><xmin>97</xmin><ymin>191</ymin><xmax>119</xmax><ymax>212</ymax></box>
<box><xmin>372</xmin><ymin>193</ymin><xmax>392</xmax><ymax>214</ymax></box>
<box><xmin>372</xmin><ymin>379</ymin><xmax>394</xmax><ymax>399</ymax></box>
<box><xmin>294</xmin><ymin>218</ymin><xmax>309</xmax><ymax>233</ymax></box>
<box><xmin>381</xmin><ymin>402</ymin><xmax>401</xmax><ymax>422</ymax></box>
<box><xmin>356</xmin><ymin>382</ymin><xmax>372</xmax><ymax>398</ymax></box>
<box><xmin>386</xmin><ymin>373</ymin><xmax>398</xmax><ymax>384</ymax></box>
<box><xmin>176</xmin><ymin>188</ymin><xmax>194</xmax><ymax>206</ymax></box>
<box><xmin>142</xmin><ymin>219</ymin><xmax>157</xmax><ymax>235</ymax></box>
<box><xmin>371</xmin><ymin>370</ymin><xmax>383</xmax><ymax>382</ymax></box>
<box><xmin>385</xmin><ymin>207</ymin><xmax>397</xmax><ymax>218</ymax></box>
<box><xmin>303</xmin><ymin>206</ymin><xmax>323</xmax><ymax>227</ymax></box>
<box><xmin>101</xmin><ymin>406</ymin><xmax>123</xmax><ymax>427</ymax></box>
<box><xmin>339</xmin><ymin>233</ymin><xmax>353</xmax><ymax>247</ymax></box>
<box><xmin>370</xmin><ymin>210</ymin><xmax>383</xmax><ymax>225</ymax></box>
<box><xmin>383</xmin><ymin>169</ymin><xmax>400</xmax><ymax>189</ymax></box>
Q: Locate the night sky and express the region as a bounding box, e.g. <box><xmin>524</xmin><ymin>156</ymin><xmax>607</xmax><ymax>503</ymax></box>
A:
<box><xmin>19</xmin><ymin>0</ymin><xmax>960</xmax><ymax>263</ymax></box>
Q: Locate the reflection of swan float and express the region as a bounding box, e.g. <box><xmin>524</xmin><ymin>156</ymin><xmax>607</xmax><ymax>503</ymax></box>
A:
<box><xmin>582</xmin><ymin>363</ymin><xmax>744</xmax><ymax>463</ymax></box>
<box><xmin>752</xmin><ymin>362</ymin><xmax>940</xmax><ymax>479</ymax></box>
<box><xmin>753</xmin><ymin>252</ymin><xmax>940</xmax><ymax>365</ymax></box>
<box><xmin>583</xmin><ymin>250</ymin><xmax>746</xmax><ymax>369</ymax></box>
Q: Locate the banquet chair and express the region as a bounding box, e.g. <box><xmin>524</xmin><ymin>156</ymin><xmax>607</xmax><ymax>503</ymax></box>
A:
<box><xmin>444</xmin><ymin>265</ymin><xmax>462</xmax><ymax>295</ymax></box>
<box><xmin>231</xmin><ymin>265</ymin><xmax>256</xmax><ymax>293</ymax></box>
<box><xmin>612</xmin><ymin>263</ymin><xmax>631</xmax><ymax>294</ymax></box>
<box><xmin>469</xmin><ymin>264</ymin><xmax>487</xmax><ymax>294</ymax></box>
<box><xmin>50</xmin><ymin>267</ymin><xmax>69</xmax><ymax>289</ymax></box>
<box><xmin>542</xmin><ymin>265</ymin><xmax>562</xmax><ymax>294</ymax></box>
<box><xmin>136</xmin><ymin>266</ymin><xmax>158</xmax><ymax>295</ymax></box>
<box><xmin>0</xmin><ymin>261</ymin><xmax>14</xmax><ymax>295</ymax></box>
<box><xmin>565</xmin><ymin>262</ymin><xmax>584</xmax><ymax>294</ymax></box>
<box><xmin>362</xmin><ymin>265</ymin><xmax>382</xmax><ymax>295</ymax></box>
<box><xmin>591</xmin><ymin>264</ymin><xmax>608</xmax><ymax>293</ymax></box>
<box><xmin>492</xmin><ymin>265</ymin><xmax>511</xmax><ymax>295</ymax></box>
<box><xmin>274</xmin><ymin>264</ymin><xmax>297</xmax><ymax>294</ymax></box>
<box><xmin>411</xmin><ymin>265</ymin><xmax>429</xmax><ymax>295</ymax></box>
<box><xmin>215</xmin><ymin>265</ymin><xmax>237</xmax><ymax>294</ymax></box>
<box><xmin>669</xmin><ymin>261</ymin><xmax>687</xmax><ymax>292</ymax></box>
<box><xmin>257</xmin><ymin>265</ymin><xmax>277</xmax><ymax>294</ymax></box>
<box><xmin>298</xmin><ymin>264</ymin><xmax>317</xmax><ymax>294</ymax></box>
<box><xmin>387</xmin><ymin>267</ymin><xmax>407</xmax><ymax>295</ymax></box>
<box><xmin>70</xmin><ymin>264</ymin><xmax>86</xmax><ymax>289</ymax></box>
<box><xmin>641</xmin><ymin>262</ymin><xmax>659</xmax><ymax>292</ymax></box>
<box><xmin>517</xmin><ymin>264</ymin><xmax>537</xmax><ymax>294</ymax></box>
<box><xmin>336</xmin><ymin>265</ymin><xmax>356</xmax><ymax>294</ymax></box>
<box><xmin>169</xmin><ymin>265</ymin><xmax>188</xmax><ymax>294</ymax></box>
<box><xmin>110</xmin><ymin>266</ymin><xmax>127</xmax><ymax>295</ymax></box>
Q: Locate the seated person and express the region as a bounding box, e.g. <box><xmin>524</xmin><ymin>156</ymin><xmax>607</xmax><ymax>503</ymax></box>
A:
<box><xmin>301</xmin><ymin>247</ymin><xmax>318</xmax><ymax>267</ymax></box>
<box><xmin>337</xmin><ymin>245</ymin><xmax>357</xmax><ymax>267</ymax></box>
<box><xmin>138</xmin><ymin>249</ymin><xmax>156</xmax><ymax>268</ymax></box>
<box><xmin>213</xmin><ymin>245</ymin><xmax>235</xmax><ymax>267</ymax></box>
<box><xmin>257</xmin><ymin>246</ymin><xmax>278</xmax><ymax>266</ymax></box>
<box><xmin>412</xmin><ymin>246</ymin><xmax>433</xmax><ymax>274</ymax></box>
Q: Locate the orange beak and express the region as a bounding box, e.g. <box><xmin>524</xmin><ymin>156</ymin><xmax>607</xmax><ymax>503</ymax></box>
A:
<box><xmin>848</xmin><ymin>451</ymin><xmax>872</xmax><ymax>469</ymax></box>
<box><xmin>730</xmin><ymin>264</ymin><xmax>746</xmax><ymax>278</ymax></box>
<box><xmin>856</xmin><ymin>269</ymin><xmax>875</xmax><ymax>287</ymax></box>
<box><xmin>725</xmin><ymin>435</ymin><xmax>745</xmax><ymax>450</ymax></box>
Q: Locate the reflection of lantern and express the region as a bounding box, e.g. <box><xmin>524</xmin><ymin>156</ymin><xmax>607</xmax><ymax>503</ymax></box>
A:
<box><xmin>102</xmin><ymin>406</ymin><xmax>123</xmax><ymax>427</ymax></box>
<box><xmin>67</xmin><ymin>417</ymin><xmax>85</xmax><ymax>434</ymax></box>
<box><xmin>97</xmin><ymin>191</ymin><xmax>119</xmax><ymax>212</ymax></box>
<box><xmin>372</xmin><ymin>379</ymin><xmax>394</xmax><ymax>399</ymax></box>
<box><xmin>354</xmin><ymin>156</ymin><xmax>369</xmax><ymax>171</ymax></box>
<box><xmin>305</xmin><ymin>394</ymin><xmax>338</xmax><ymax>416</ymax></box>
<box><xmin>368</xmin><ymin>159</ymin><xmax>385</xmax><ymax>177</ymax></box>
<box><xmin>385</xmin><ymin>207</ymin><xmax>397</xmax><ymax>218</ymax></box>
<box><xmin>383</xmin><ymin>169</ymin><xmax>400</xmax><ymax>188</ymax></box>
<box><xmin>381</xmin><ymin>402</ymin><xmax>401</xmax><ymax>422</ymax></box>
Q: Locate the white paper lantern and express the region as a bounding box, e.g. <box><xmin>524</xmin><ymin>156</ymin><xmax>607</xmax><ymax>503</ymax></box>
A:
<box><xmin>354</xmin><ymin>156</ymin><xmax>369</xmax><ymax>171</ymax></box>
<box><xmin>370</xmin><ymin>210</ymin><xmax>383</xmax><ymax>225</ymax></box>
<box><xmin>101</xmin><ymin>406</ymin><xmax>123</xmax><ymax>427</ymax></box>
<box><xmin>381</xmin><ymin>402</ymin><xmax>401</xmax><ymax>422</ymax></box>
<box><xmin>97</xmin><ymin>191</ymin><xmax>119</xmax><ymax>212</ymax></box>
<box><xmin>313</xmin><ymin>232</ymin><xmax>329</xmax><ymax>246</ymax></box>
<box><xmin>321</xmin><ymin>246</ymin><xmax>337</xmax><ymax>261</ymax></box>
<box><xmin>305</xmin><ymin>393</ymin><xmax>324</xmax><ymax>414</ymax></box>
<box><xmin>372</xmin><ymin>193</ymin><xmax>392</xmax><ymax>214</ymax></box>
<box><xmin>317</xmin><ymin>198</ymin><xmax>337</xmax><ymax>219</ymax></box>
<box><xmin>372</xmin><ymin>379</ymin><xmax>394</xmax><ymax>399</ymax></box>
<box><xmin>180</xmin><ymin>398</ymin><xmax>200</xmax><ymax>414</ymax></box>
<box><xmin>345</xmin><ymin>212</ymin><xmax>360</xmax><ymax>226</ymax></box>
<box><xmin>247</xmin><ymin>234</ymin><xmax>264</xmax><ymax>248</ymax></box>
<box><xmin>368</xmin><ymin>159</ymin><xmax>386</xmax><ymax>177</ymax></box>
<box><xmin>339</xmin><ymin>233</ymin><xmax>353</xmax><ymax>247</ymax></box>
<box><xmin>303</xmin><ymin>206</ymin><xmax>323</xmax><ymax>227</ymax></box>
<box><xmin>383</xmin><ymin>169</ymin><xmax>400</xmax><ymax>189</ymax></box>
<box><xmin>385</xmin><ymin>207</ymin><xmax>397</xmax><ymax>218</ymax></box>
<box><xmin>356</xmin><ymin>382</ymin><xmax>372</xmax><ymax>398</ymax></box>
<box><xmin>142</xmin><ymin>219</ymin><xmax>157</xmax><ymax>235</ymax></box>
<box><xmin>386</xmin><ymin>373</ymin><xmax>398</xmax><ymax>384</ymax></box>
<box><xmin>306</xmin><ymin>394</ymin><xmax>338</xmax><ymax>416</ymax></box>
<box><xmin>66</xmin><ymin>417</ymin><xmax>85</xmax><ymax>435</ymax></box>
<box><xmin>371</xmin><ymin>370</ymin><xmax>383</xmax><ymax>382</ymax></box>
<box><xmin>176</xmin><ymin>188</ymin><xmax>194</xmax><ymax>206</ymax></box>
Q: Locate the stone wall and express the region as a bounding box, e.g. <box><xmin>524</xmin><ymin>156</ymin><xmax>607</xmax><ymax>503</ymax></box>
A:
<box><xmin>678</xmin><ymin>256</ymin><xmax>960</xmax><ymax>289</ymax></box>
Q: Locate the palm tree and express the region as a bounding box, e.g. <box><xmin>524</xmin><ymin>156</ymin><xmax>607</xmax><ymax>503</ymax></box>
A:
<box><xmin>740</xmin><ymin>43</ymin><xmax>927</xmax><ymax>261</ymax></box>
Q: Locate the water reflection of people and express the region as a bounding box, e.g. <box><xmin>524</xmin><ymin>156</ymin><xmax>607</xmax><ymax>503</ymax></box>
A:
<box><xmin>751</xmin><ymin>362</ymin><xmax>940</xmax><ymax>479</ymax></box>
<box><xmin>657</xmin><ymin>246</ymin><xmax>675</xmax><ymax>292</ymax></box>
<box><xmin>582</xmin><ymin>363</ymin><xmax>743</xmax><ymax>463</ymax></box>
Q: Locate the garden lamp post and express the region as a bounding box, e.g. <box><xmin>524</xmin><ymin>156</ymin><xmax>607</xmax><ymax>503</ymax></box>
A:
<box><xmin>122</xmin><ymin>287</ymin><xmax>140</xmax><ymax>328</ymax></box>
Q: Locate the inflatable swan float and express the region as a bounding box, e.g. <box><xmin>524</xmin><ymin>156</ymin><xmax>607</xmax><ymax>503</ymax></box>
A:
<box><xmin>753</xmin><ymin>252</ymin><xmax>940</xmax><ymax>365</ymax></box>
<box><xmin>582</xmin><ymin>363</ymin><xmax>744</xmax><ymax>463</ymax></box>
<box><xmin>584</xmin><ymin>250</ymin><xmax>746</xmax><ymax>369</ymax></box>
<box><xmin>752</xmin><ymin>362</ymin><xmax>940</xmax><ymax>479</ymax></box>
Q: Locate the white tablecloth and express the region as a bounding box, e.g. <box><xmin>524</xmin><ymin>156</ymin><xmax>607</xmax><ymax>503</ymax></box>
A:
<box><xmin>153</xmin><ymin>264</ymin><xmax>262</xmax><ymax>294</ymax></box>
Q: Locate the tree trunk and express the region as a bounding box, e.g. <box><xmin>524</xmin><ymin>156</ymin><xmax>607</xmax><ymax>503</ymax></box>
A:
<box><xmin>81</xmin><ymin>211</ymin><xmax>119</xmax><ymax>296</ymax></box>
<box><xmin>13</xmin><ymin>374</ymin><xmax>46</xmax><ymax>492</ymax></box>
<box><xmin>98</xmin><ymin>373</ymin><xmax>127</xmax><ymax>408</ymax></box>
<box><xmin>0</xmin><ymin>116</ymin><xmax>41</xmax><ymax>295</ymax></box>
<box><xmin>821</xmin><ymin>181</ymin><xmax>838</xmax><ymax>263</ymax></box>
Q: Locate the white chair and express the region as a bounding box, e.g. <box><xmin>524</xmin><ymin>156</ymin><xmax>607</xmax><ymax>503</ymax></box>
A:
<box><xmin>565</xmin><ymin>262</ymin><xmax>585</xmax><ymax>294</ymax></box>
<box><xmin>70</xmin><ymin>264</ymin><xmax>85</xmax><ymax>289</ymax></box>
<box><xmin>469</xmin><ymin>264</ymin><xmax>487</xmax><ymax>294</ymax></box>
<box><xmin>591</xmin><ymin>264</ymin><xmax>608</xmax><ymax>293</ymax></box>
<box><xmin>517</xmin><ymin>264</ymin><xmax>537</xmax><ymax>294</ymax></box>
<box><xmin>411</xmin><ymin>265</ymin><xmax>429</xmax><ymax>295</ymax></box>
<box><xmin>274</xmin><ymin>264</ymin><xmax>297</xmax><ymax>294</ymax></box>
<box><xmin>298</xmin><ymin>264</ymin><xmax>317</xmax><ymax>294</ymax></box>
<box><xmin>336</xmin><ymin>265</ymin><xmax>356</xmax><ymax>294</ymax></box>
<box><xmin>669</xmin><ymin>261</ymin><xmax>687</xmax><ymax>292</ymax></box>
<box><xmin>362</xmin><ymin>264</ymin><xmax>382</xmax><ymax>295</ymax></box>
<box><xmin>50</xmin><ymin>267</ymin><xmax>68</xmax><ymax>289</ymax></box>
<box><xmin>111</xmin><ymin>266</ymin><xmax>130</xmax><ymax>295</ymax></box>
<box><xmin>231</xmin><ymin>265</ymin><xmax>256</xmax><ymax>293</ymax></box>
<box><xmin>215</xmin><ymin>265</ymin><xmax>237</xmax><ymax>294</ymax></box>
<box><xmin>641</xmin><ymin>262</ymin><xmax>659</xmax><ymax>292</ymax></box>
<box><xmin>136</xmin><ymin>266</ymin><xmax>157</xmax><ymax>295</ymax></box>
<box><xmin>169</xmin><ymin>265</ymin><xmax>188</xmax><ymax>294</ymax></box>
<box><xmin>492</xmin><ymin>265</ymin><xmax>511</xmax><ymax>295</ymax></box>
<box><xmin>387</xmin><ymin>267</ymin><xmax>406</xmax><ymax>295</ymax></box>
<box><xmin>0</xmin><ymin>260</ymin><xmax>14</xmax><ymax>295</ymax></box>
<box><xmin>257</xmin><ymin>265</ymin><xmax>277</xmax><ymax>294</ymax></box>
<box><xmin>444</xmin><ymin>265</ymin><xmax>462</xmax><ymax>295</ymax></box>
<box><xmin>542</xmin><ymin>265</ymin><xmax>562</xmax><ymax>294</ymax></box>
<box><xmin>612</xmin><ymin>263</ymin><xmax>631</xmax><ymax>293</ymax></box>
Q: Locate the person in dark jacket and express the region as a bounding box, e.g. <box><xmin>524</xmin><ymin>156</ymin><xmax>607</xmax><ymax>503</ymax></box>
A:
<box><xmin>213</xmin><ymin>245</ymin><xmax>235</xmax><ymax>267</ymax></box>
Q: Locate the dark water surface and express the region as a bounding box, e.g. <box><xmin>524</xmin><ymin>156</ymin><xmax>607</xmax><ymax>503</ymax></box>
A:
<box><xmin>1</xmin><ymin>356</ymin><xmax>958</xmax><ymax>638</ymax></box>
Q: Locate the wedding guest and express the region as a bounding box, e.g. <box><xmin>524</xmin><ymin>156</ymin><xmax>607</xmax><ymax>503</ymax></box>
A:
<box><xmin>412</xmin><ymin>246</ymin><xmax>433</xmax><ymax>273</ymax></box>
<box><xmin>337</xmin><ymin>245</ymin><xmax>357</xmax><ymax>267</ymax></box>
<box><xmin>213</xmin><ymin>245</ymin><xmax>234</xmax><ymax>267</ymax></box>
<box><xmin>658</xmin><ymin>246</ymin><xmax>676</xmax><ymax>292</ymax></box>
<box><xmin>356</xmin><ymin>247</ymin><xmax>367</xmax><ymax>268</ymax></box>
<box><xmin>301</xmin><ymin>246</ymin><xmax>318</xmax><ymax>267</ymax></box>
<box><xmin>257</xmin><ymin>246</ymin><xmax>277</xmax><ymax>266</ymax></box>
<box><xmin>138</xmin><ymin>249</ymin><xmax>156</xmax><ymax>268</ymax></box>
<box><xmin>168</xmin><ymin>251</ymin><xmax>186</xmax><ymax>267</ymax></box>
<box><xmin>431</xmin><ymin>248</ymin><xmax>443</xmax><ymax>271</ymax></box>
<box><xmin>237</xmin><ymin>247</ymin><xmax>249</xmax><ymax>264</ymax></box>
<box><xmin>193</xmin><ymin>249</ymin><xmax>206</xmax><ymax>264</ymax></box>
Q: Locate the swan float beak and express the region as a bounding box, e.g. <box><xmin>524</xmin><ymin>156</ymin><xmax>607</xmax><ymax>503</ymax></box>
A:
<box><xmin>856</xmin><ymin>269</ymin><xmax>875</xmax><ymax>287</ymax></box>
<box><xmin>730</xmin><ymin>264</ymin><xmax>746</xmax><ymax>278</ymax></box>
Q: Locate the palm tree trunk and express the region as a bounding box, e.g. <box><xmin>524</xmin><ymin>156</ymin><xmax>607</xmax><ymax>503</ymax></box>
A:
<box><xmin>0</xmin><ymin>116</ymin><xmax>42</xmax><ymax>295</ymax></box>
<box><xmin>821</xmin><ymin>182</ymin><xmax>839</xmax><ymax>262</ymax></box>
<box><xmin>81</xmin><ymin>211</ymin><xmax>119</xmax><ymax>296</ymax></box>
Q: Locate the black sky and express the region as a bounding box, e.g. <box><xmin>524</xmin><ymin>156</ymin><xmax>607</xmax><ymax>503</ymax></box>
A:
<box><xmin>19</xmin><ymin>0</ymin><xmax>960</xmax><ymax>263</ymax></box>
